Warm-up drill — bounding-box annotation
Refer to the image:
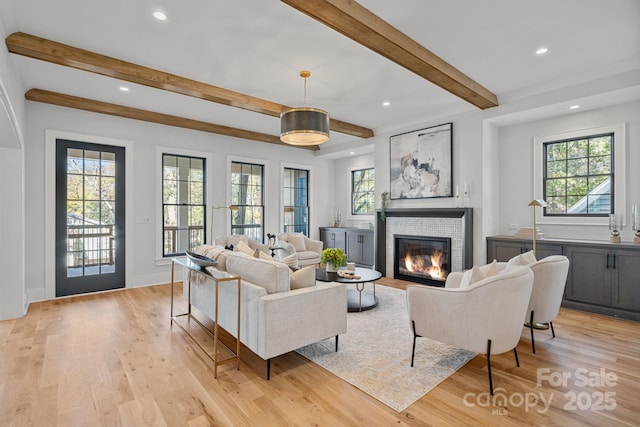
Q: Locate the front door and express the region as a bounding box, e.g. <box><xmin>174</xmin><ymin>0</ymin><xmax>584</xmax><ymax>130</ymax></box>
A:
<box><xmin>55</xmin><ymin>139</ymin><xmax>125</xmax><ymax>297</ymax></box>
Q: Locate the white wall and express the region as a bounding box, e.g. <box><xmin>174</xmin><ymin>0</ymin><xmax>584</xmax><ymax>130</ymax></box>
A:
<box><xmin>23</xmin><ymin>102</ymin><xmax>335</xmax><ymax>304</ymax></box>
<box><xmin>333</xmin><ymin>153</ymin><xmax>375</xmax><ymax>229</ymax></box>
<box><xmin>498</xmin><ymin>100</ymin><xmax>640</xmax><ymax>241</ymax></box>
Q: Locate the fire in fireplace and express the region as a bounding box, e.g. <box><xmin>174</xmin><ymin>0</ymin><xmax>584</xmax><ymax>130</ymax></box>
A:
<box><xmin>394</xmin><ymin>234</ymin><xmax>451</xmax><ymax>287</ymax></box>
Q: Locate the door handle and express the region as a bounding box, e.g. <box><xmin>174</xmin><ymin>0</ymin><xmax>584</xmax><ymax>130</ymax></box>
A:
<box><xmin>606</xmin><ymin>254</ymin><xmax>610</xmax><ymax>269</ymax></box>
<box><xmin>613</xmin><ymin>254</ymin><xmax>617</xmax><ymax>269</ymax></box>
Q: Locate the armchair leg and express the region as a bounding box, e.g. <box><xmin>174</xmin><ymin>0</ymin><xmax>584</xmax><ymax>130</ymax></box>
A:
<box><xmin>529</xmin><ymin>310</ymin><xmax>536</xmax><ymax>354</ymax></box>
<box><xmin>266</xmin><ymin>359</ymin><xmax>271</xmax><ymax>380</ymax></box>
<box><xmin>487</xmin><ymin>339</ymin><xmax>494</xmax><ymax>396</ymax></box>
<box><xmin>335</xmin><ymin>335</ymin><xmax>339</xmax><ymax>352</ymax></box>
<box><xmin>410</xmin><ymin>321</ymin><xmax>417</xmax><ymax>367</ymax></box>
<box><xmin>514</xmin><ymin>347</ymin><xmax>520</xmax><ymax>368</ymax></box>
<box><xmin>550</xmin><ymin>321</ymin><xmax>556</xmax><ymax>338</ymax></box>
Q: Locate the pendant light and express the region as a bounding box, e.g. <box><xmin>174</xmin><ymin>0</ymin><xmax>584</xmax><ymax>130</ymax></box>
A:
<box><xmin>280</xmin><ymin>70</ymin><xmax>330</xmax><ymax>146</ymax></box>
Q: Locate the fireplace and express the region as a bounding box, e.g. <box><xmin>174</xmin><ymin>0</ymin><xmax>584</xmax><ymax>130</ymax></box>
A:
<box><xmin>394</xmin><ymin>235</ymin><xmax>451</xmax><ymax>287</ymax></box>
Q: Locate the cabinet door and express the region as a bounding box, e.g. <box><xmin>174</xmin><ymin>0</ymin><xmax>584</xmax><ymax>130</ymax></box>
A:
<box><xmin>346</xmin><ymin>232</ymin><xmax>361</xmax><ymax>264</ymax></box>
<box><xmin>487</xmin><ymin>240</ymin><xmax>525</xmax><ymax>262</ymax></box>
<box><xmin>534</xmin><ymin>242</ymin><xmax>564</xmax><ymax>259</ymax></box>
<box><xmin>360</xmin><ymin>232</ymin><xmax>375</xmax><ymax>266</ymax></box>
<box><xmin>611</xmin><ymin>249</ymin><xmax>640</xmax><ymax>311</ymax></box>
<box><xmin>321</xmin><ymin>229</ymin><xmax>346</xmax><ymax>252</ymax></box>
<box><xmin>565</xmin><ymin>246</ymin><xmax>611</xmax><ymax>306</ymax></box>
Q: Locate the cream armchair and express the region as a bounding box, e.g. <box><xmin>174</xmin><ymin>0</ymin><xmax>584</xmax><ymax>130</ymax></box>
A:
<box><xmin>276</xmin><ymin>232</ymin><xmax>323</xmax><ymax>267</ymax></box>
<box><xmin>406</xmin><ymin>266</ymin><xmax>534</xmax><ymax>395</ymax></box>
<box><xmin>524</xmin><ymin>255</ymin><xmax>570</xmax><ymax>353</ymax></box>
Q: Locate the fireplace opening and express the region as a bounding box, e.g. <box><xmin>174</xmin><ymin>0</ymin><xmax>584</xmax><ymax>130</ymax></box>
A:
<box><xmin>394</xmin><ymin>235</ymin><xmax>451</xmax><ymax>287</ymax></box>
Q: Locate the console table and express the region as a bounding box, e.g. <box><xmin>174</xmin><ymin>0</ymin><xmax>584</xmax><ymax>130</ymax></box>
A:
<box><xmin>170</xmin><ymin>257</ymin><xmax>241</xmax><ymax>377</ymax></box>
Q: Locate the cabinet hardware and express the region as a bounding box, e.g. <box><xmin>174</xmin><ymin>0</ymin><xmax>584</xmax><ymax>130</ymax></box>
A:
<box><xmin>606</xmin><ymin>254</ymin><xmax>610</xmax><ymax>269</ymax></box>
<box><xmin>613</xmin><ymin>254</ymin><xmax>617</xmax><ymax>269</ymax></box>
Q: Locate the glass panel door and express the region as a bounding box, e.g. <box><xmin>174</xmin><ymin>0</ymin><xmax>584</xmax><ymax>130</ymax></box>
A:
<box><xmin>56</xmin><ymin>139</ymin><xmax>125</xmax><ymax>297</ymax></box>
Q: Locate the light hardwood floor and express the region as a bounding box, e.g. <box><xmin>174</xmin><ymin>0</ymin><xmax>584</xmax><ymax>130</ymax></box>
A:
<box><xmin>1</xmin><ymin>279</ymin><xmax>638</xmax><ymax>426</ymax></box>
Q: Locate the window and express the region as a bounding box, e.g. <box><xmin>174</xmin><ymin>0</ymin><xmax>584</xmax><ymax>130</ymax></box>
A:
<box><xmin>533</xmin><ymin>123</ymin><xmax>625</xmax><ymax>225</ymax></box>
<box><xmin>283</xmin><ymin>167</ymin><xmax>309</xmax><ymax>235</ymax></box>
<box><xmin>231</xmin><ymin>162</ymin><xmax>264</xmax><ymax>242</ymax></box>
<box><xmin>543</xmin><ymin>133</ymin><xmax>613</xmax><ymax>216</ymax></box>
<box><xmin>352</xmin><ymin>168</ymin><xmax>375</xmax><ymax>215</ymax></box>
<box><xmin>162</xmin><ymin>154</ymin><xmax>206</xmax><ymax>256</ymax></box>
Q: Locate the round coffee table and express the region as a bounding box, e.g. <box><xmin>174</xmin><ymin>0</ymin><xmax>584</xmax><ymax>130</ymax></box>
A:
<box><xmin>316</xmin><ymin>267</ymin><xmax>382</xmax><ymax>312</ymax></box>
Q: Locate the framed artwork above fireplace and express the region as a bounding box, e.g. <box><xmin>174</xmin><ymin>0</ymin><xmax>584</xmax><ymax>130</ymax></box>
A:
<box><xmin>389</xmin><ymin>122</ymin><xmax>452</xmax><ymax>200</ymax></box>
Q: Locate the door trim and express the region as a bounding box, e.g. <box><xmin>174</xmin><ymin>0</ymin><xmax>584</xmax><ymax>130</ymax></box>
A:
<box><xmin>44</xmin><ymin>130</ymin><xmax>134</xmax><ymax>301</ymax></box>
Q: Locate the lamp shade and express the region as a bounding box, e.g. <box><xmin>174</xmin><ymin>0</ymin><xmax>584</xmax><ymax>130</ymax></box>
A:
<box><xmin>280</xmin><ymin>107</ymin><xmax>330</xmax><ymax>145</ymax></box>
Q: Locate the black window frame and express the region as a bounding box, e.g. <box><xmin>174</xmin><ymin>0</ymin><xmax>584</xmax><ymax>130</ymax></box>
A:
<box><xmin>351</xmin><ymin>167</ymin><xmax>375</xmax><ymax>216</ymax></box>
<box><xmin>283</xmin><ymin>167</ymin><xmax>310</xmax><ymax>236</ymax></box>
<box><xmin>162</xmin><ymin>153</ymin><xmax>206</xmax><ymax>257</ymax></box>
<box><xmin>542</xmin><ymin>132</ymin><xmax>614</xmax><ymax>217</ymax></box>
<box><xmin>230</xmin><ymin>161</ymin><xmax>265</xmax><ymax>242</ymax></box>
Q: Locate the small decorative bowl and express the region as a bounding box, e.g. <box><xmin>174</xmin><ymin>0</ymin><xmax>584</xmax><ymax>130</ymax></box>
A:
<box><xmin>185</xmin><ymin>250</ymin><xmax>217</xmax><ymax>268</ymax></box>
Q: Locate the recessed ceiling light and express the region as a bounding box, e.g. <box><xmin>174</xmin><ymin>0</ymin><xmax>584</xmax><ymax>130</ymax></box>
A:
<box><xmin>119</xmin><ymin>86</ymin><xmax>129</xmax><ymax>92</ymax></box>
<box><xmin>569</xmin><ymin>105</ymin><xmax>580</xmax><ymax>110</ymax></box>
<box><xmin>536</xmin><ymin>47</ymin><xmax>548</xmax><ymax>55</ymax></box>
<box><xmin>349</xmin><ymin>152</ymin><xmax>355</xmax><ymax>155</ymax></box>
<box><xmin>153</xmin><ymin>11</ymin><xmax>167</xmax><ymax>21</ymax></box>
<box><xmin>382</xmin><ymin>101</ymin><xmax>390</xmax><ymax>106</ymax></box>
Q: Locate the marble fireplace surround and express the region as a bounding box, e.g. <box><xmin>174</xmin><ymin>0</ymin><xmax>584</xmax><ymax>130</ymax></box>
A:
<box><xmin>375</xmin><ymin>208</ymin><xmax>473</xmax><ymax>278</ymax></box>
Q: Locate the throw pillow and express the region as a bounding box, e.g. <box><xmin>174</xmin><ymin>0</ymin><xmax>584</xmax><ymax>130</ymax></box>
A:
<box><xmin>289</xmin><ymin>265</ymin><xmax>316</xmax><ymax>289</ymax></box>
<box><xmin>277</xmin><ymin>252</ymin><xmax>299</xmax><ymax>269</ymax></box>
<box><xmin>288</xmin><ymin>233</ymin><xmax>306</xmax><ymax>252</ymax></box>
<box><xmin>506</xmin><ymin>250</ymin><xmax>537</xmax><ymax>268</ymax></box>
<box><xmin>479</xmin><ymin>259</ymin><xmax>499</xmax><ymax>277</ymax></box>
<box><xmin>459</xmin><ymin>265</ymin><xmax>487</xmax><ymax>288</ymax></box>
<box><xmin>234</xmin><ymin>240</ymin><xmax>255</xmax><ymax>256</ymax></box>
<box><xmin>257</xmin><ymin>250</ymin><xmax>273</xmax><ymax>261</ymax></box>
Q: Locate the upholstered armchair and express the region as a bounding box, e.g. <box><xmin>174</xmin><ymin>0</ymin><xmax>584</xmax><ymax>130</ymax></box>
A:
<box><xmin>406</xmin><ymin>266</ymin><xmax>534</xmax><ymax>395</ymax></box>
<box><xmin>524</xmin><ymin>255</ymin><xmax>570</xmax><ymax>353</ymax></box>
<box><xmin>276</xmin><ymin>232</ymin><xmax>323</xmax><ymax>267</ymax></box>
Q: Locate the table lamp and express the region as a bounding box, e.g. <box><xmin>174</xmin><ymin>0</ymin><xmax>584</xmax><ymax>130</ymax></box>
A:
<box><xmin>528</xmin><ymin>199</ymin><xmax>547</xmax><ymax>256</ymax></box>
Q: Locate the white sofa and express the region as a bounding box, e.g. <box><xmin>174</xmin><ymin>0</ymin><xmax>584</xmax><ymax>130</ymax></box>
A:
<box><xmin>185</xmin><ymin>245</ymin><xmax>347</xmax><ymax>378</ymax></box>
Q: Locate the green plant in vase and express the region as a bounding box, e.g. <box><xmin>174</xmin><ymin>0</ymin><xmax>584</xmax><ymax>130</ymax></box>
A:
<box><xmin>321</xmin><ymin>248</ymin><xmax>346</xmax><ymax>272</ymax></box>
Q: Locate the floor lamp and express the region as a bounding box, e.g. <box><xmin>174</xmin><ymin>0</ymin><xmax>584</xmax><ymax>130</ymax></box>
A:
<box><xmin>210</xmin><ymin>205</ymin><xmax>239</xmax><ymax>244</ymax></box>
<box><xmin>528</xmin><ymin>199</ymin><xmax>547</xmax><ymax>257</ymax></box>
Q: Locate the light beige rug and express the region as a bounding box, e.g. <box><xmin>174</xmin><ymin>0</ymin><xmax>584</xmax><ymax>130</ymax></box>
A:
<box><xmin>296</xmin><ymin>284</ymin><xmax>475</xmax><ymax>412</ymax></box>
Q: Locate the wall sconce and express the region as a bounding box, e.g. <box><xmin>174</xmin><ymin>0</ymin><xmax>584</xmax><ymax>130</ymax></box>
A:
<box><xmin>609</xmin><ymin>213</ymin><xmax>622</xmax><ymax>243</ymax></box>
<box><xmin>528</xmin><ymin>199</ymin><xmax>547</xmax><ymax>256</ymax></box>
<box><xmin>633</xmin><ymin>205</ymin><xmax>640</xmax><ymax>244</ymax></box>
<box><xmin>210</xmin><ymin>205</ymin><xmax>239</xmax><ymax>243</ymax></box>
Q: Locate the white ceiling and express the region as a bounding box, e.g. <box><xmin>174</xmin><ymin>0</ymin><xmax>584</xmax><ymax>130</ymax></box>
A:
<box><xmin>1</xmin><ymin>0</ymin><xmax>639</xmax><ymax>152</ymax></box>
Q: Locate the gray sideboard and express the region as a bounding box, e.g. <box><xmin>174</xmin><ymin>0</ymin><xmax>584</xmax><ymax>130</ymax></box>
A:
<box><xmin>320</xmin><ymin>227</ymin><xmax>374</xmax><ymax>268</ymax></box>
<box><xmin>487</xmin><ymin>236</ymin><xmax>640</xmax><ymax>321</ymax></box>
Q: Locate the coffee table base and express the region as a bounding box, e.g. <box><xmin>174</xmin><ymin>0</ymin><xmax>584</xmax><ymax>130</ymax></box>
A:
<box><xmin>347</xmin><ymin>289</ymin><xmax>379</xmax><ymax>312</ymax></box>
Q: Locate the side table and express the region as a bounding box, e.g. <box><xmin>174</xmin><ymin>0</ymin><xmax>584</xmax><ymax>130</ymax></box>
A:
<box><xmin>171</xmin><ymin>257</ymin><xmax>241</xmax><ymax>378</ymax></box>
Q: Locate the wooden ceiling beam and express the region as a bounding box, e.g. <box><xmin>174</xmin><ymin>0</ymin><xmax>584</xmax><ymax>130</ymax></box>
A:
<box><xmin>26</xmin><ymin>89</ymin><xmax>318</xmax><ymax>150</ymax></box>
<box><xmin>7</xmin><ymin>32</ymin><xmax>374</xmax><ymax>139</ymax></box>
<box><xmin>281</xmin><ymin>0</ymin><xmax>498</xmax><ymax>110</ymax></box>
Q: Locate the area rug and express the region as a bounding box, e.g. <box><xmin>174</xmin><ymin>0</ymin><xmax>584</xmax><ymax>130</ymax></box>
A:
<box><xmin>296</xmin><ymin>284</ymin><xmax>476</xmax><ymax>412</ymax></box>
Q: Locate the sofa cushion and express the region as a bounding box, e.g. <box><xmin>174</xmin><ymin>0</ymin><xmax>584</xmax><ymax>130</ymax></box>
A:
<box><xmin>288</xmin><ymin>233</ymin><xmax>306</xmax><ymax>251</ymax></box>
<box><xmin>479</xmin><ymin>259</ymin><xmax>499</xmax><ymax>277</ymax></box>
<box><xmin>459</xmin><ymin>265</ymin><xmax>487</xmax><ymax>288</ymax></box>
<box><xmin>277</xmin><ymin>252</ymin><xmax>299</xmax><ymax>269</ymax></box>
<box><xmin>506</xmin><ymin>250</ymin><xmax>537</xmax><ymax>268</ymax></box>
<box><xmin>225</xmin><ymin>251</ymin><xmax>290</xmax><ymax>294</ymax></box>
<box><xmin>234</xmin><ymin>240</ymin><xmax>255</xmax><ymax>256</ymax></box>
<box><xmin>290</xmin><ymin>265</ymin><xmax>317</xmax><ymax>289</ymax></box>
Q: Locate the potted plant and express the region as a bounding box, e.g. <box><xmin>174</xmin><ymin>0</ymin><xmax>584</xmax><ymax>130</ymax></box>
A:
<box><xmin>321</xmin><ymin>248</ymin><xmax>347</xmax><ymax>272</ymax></box>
